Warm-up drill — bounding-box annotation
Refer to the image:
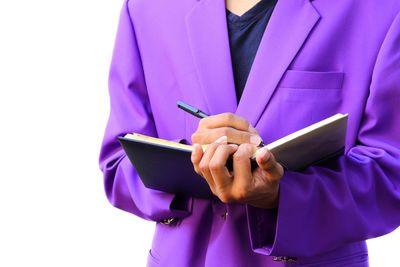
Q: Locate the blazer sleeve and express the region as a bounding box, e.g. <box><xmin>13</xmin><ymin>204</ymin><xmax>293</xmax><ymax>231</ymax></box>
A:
<box><xmin>98</xmin><ymin>0</ymin><xmax>192</xmax><ymax>222</ymax></box>
<box><xmin>247</xmin><ymin>11</ymin><xmax>400</xmax><ymax>258</ymax></box>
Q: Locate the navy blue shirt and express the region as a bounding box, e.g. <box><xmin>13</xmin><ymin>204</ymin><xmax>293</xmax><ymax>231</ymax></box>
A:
<box><xmin>226</xmin><ymin>0</ymin><xmax>277</xmax><ymax>102</ymax></box>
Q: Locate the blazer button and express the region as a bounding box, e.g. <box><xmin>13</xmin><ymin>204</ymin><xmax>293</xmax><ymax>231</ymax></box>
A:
<box><xmin>221</xmin><ymin>209</ymin><xmax>228</xmax><ymax>219</ymax></box>
<box><xmin>159</xmin><ymin>218</ymin><xmax>177</xmax><ymax>225</ymax></box>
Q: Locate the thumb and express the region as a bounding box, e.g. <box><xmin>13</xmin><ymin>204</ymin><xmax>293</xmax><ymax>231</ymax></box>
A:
<box><xmin>255</xmin><ymin>147</ymin><xmax>284</xmax><ymax>181</ymax></box>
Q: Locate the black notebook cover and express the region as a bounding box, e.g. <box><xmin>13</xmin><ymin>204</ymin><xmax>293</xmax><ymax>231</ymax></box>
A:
<box><xmin>118</xmin><ymin>137</ymin><xmax>215</xmax><ymax>199</ymax></box>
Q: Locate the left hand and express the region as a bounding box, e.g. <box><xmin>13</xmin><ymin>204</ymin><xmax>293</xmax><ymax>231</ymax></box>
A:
<box><xmin>191</xmin><ymin>136</ymin><xmax>284</xmax><ymax>209</ymax></box>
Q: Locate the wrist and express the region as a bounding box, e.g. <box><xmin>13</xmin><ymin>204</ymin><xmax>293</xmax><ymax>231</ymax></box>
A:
<box><xmin>250</xmin><ymin>183</ymin><xmax>280</xmax><ymax>209</ymax></box>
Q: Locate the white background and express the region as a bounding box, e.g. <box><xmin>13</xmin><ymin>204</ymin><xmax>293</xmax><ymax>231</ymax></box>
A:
<box><xmin>0</xmin><ymin>0</ymin><xmax>399</xmax><ymax>266</ymax></box>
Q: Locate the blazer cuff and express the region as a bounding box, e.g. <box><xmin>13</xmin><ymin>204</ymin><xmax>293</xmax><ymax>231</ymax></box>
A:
<box><xmin>118</xmin><ymin>153</ymin><xmax>193</xmax><ymax>221</ymax></box>
<box><xmin>246</xmin><ymin>171</ymin><xmax>296</xmax><ymax>257</ymax></box>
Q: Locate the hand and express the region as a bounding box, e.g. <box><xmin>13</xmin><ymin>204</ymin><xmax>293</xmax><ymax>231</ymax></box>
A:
<box><xmin>191</xmin><ymin>113</ymin><xmax>263</xmax><ymax>146</ymax></box>
<box><xmin>191</xmin><ymin>136</ymin><xmax>284</xmax><ymax>209</ymax></box>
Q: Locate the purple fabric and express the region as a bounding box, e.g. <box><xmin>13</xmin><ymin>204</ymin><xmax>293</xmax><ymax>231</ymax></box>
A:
<box><xmin>99</xmin><ymin>0</ymin><xmax>400</xmax><ymax>266</ymax></box>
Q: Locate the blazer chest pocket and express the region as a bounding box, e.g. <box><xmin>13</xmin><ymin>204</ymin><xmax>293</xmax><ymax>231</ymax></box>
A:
<box><xmin>277</xmin><ymin>70</ymin><xmax>345</xmax><ymax>126</ymax></box>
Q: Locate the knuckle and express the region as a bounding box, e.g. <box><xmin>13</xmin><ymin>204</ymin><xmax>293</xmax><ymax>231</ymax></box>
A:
<box><xmin>233</xmin><ymin>188</ymin><xmax>248</xmax><ymax>201</ymax></box>
<box><xmin>233</xmin><ymin>151</ymin><xmax>246</xmax><ymax>162</ymax></box>
<box><xmin>198</xmin><ymin>118</ymin><xmax>207</xmax><ymax>129</ymax></box>
<box><xmin>232</xmin><ymin>152</ymin><xmax>241</xmax><ymax>161</ymax></box>
<box><xmin>199</xmin><ymin>162</ymin><xmax>209</xmax><ymax>173</ymax></box>
<box><xmin>207</xmin><ymin>142</ymin><xmax>218</xmax><ymax>150</ymax></box>
<box><xmin>243</xmin><ymin>120</ymin><xmax>250</xmax><ymax>129</ymax></box>
<box><xmin>242</xmin><ymin>143</ymin><xmax>253</xmax><ymax>150</ymax></box>
<box><xmin>222</xmin><ymin>112</ymin><xmax>235</xmax><ymax>124</ymax></box>
<box><xmin>218</xmin><ymin>192</ymin><xmax>232</xmax><ymax>204</ymax></box>
<box><xmin>209</xmin><ymin>159</ymin><xmax>222</xmax><ymax>172</ymax></box>
<box><xmin>191</xmin><ymin>132</ymin><xmax>199</xmax><ymax>143</ymax></box>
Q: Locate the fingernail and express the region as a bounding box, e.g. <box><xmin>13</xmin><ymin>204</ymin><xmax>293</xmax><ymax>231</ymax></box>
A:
<box><xmin>193</xmin><ymin>144</ymin><xmax>201</xmax><ymax>151</ymax></box>
<box><xmin>256</xmin><ymin>147</ymin><xmax>270</xmax><ymax>162</ymax></box>
<box><xmin>228</xmin><ymin>144</ymin><xmax>238</xmax><ymax>149</ymax></box>
<box><xmin>248</xmin><ymin>125</ymin><xmax>257</xmax><ymax>133</ymax></box>
<box><xmin>250</xmin><ymin>135</ymin><xmax>262</xmax><ymax>146</ymax></box>
<box><xmin>214</xmin><ymin>135</ymin><xmax>228</xmax><ymax>144</ymax></box>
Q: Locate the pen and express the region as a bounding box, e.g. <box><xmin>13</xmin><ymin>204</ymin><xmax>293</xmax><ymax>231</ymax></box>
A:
<box><xmin>176</xmin><ymin>100</ymin><xmax>266</xmax><ymax>147</ymax></box>
<box><xmin>177</xmin><ymin>100</ymin><xmax>209</xmax><ymax>118</ymax></box>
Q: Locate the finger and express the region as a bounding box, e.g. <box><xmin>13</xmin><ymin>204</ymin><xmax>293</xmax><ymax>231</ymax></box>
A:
<box><xmin>248</xmin><ymin>124</ymin><xmax>259</xmax><ymax>134</ymax></box>
<box><xmin>198</xmin><ymin>136</ymin><xmax>227</xmax><ymax>191</ymax></box>
<box><xmin>191</xmin><ymin>144</ymin><xmax>203</xmax><ymax>175</ymax></box>
<box><xmin>255</xmin><ymin>147</ymin><xmax>284</xmax><ymax>183</ymax></box>
<box><xmin>192</xmin><ymin>127</ymin><xmax>262</xmax><ymax>146</ymax></box>
<box><xmin>231</xmin><ymin>144</ymin><xmax>258</xmax><ymax>200</ymax></box>
<box><xmin>198</xmin><ymin>113</ymin><xmax>253</xmax><ymax>132</ymax></box>
<box><xmin>209</xmin><ymin>144</ymin><xmax>238</xmax><ymax>196</ymax></box>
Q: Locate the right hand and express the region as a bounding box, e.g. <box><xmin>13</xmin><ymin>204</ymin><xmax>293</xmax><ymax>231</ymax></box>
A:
<box><xmin>191</xmin><ymin>113</ymin><xmax>263</xmax><ymax>146</ymax></box>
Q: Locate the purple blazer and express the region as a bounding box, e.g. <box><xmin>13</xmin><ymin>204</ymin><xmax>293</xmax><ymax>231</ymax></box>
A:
<box><xmin>99</xmin><ymin>0</ymin><xmax>400</xmax><ymax>266</ymax></box>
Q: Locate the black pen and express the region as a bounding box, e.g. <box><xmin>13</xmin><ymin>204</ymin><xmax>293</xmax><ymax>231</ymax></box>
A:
<box><xmin>176</xmin><ymin>100</ymin><xmax>266</xmax><ymax>147</ymax></box>
<box><xmin>177</xmin><ymin>100</ymin><xmax>209</xmax><ymax>119</ymax></box>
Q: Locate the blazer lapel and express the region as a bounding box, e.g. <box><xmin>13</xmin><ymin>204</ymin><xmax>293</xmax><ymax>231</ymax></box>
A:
<box><xmin>185</xmin><ymin>0</ymin><xmax>237</xmax><ymax>115</ymax></box>
<box><xmin>236</xmin><ymin>0</ymin><xmax>320</xmax><ymax>126</ymax></box>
